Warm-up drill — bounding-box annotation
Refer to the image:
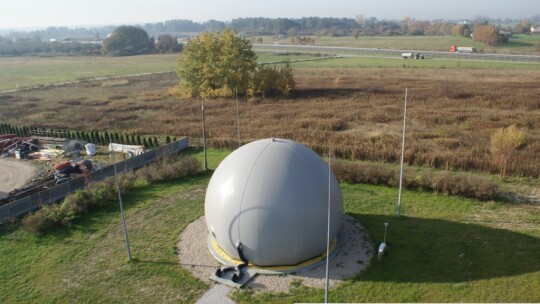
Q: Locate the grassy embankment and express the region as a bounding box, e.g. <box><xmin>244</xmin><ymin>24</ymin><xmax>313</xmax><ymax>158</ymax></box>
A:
<box><xmin>1</xmin><ymin>149</ymin><xmax>539</xmax><ymax>303</ymax></box>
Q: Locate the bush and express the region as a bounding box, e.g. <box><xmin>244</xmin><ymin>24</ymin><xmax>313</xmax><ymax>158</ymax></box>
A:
<box><xmin>333</xmin><ymin>160</ymin><xmax>498</xmax><ymax>201</ymax></box>
<box><xmin>138</xmin><ymin>155</ymin><xmax>201</xmax><ymax>184</ymax></box>
<box><xmin>249</xmin><ymin>63</ymin><xmax>295</xmax><ymax>97</ymax></box>
<box><xmin>22</xmin><ymin>209</ymin><xmax>57</xmax><ymax>234</ymax></box>
<box><xmin>21</xmin><ymin>172</ymin><xmax>137</xmax><ymax>234</ymax></box>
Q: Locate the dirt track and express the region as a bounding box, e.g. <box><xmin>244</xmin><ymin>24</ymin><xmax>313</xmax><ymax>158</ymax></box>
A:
<box><xmin>0</xmin><ymin>158</ymin><xmax>35</xmax><ymax>199</ymax></box>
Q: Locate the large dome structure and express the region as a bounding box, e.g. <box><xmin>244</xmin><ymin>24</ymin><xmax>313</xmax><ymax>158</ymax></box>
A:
<box><xmin>205</xmin><ymin>138</ymin><xmax>343</xmax><ymax>267</ymax></box>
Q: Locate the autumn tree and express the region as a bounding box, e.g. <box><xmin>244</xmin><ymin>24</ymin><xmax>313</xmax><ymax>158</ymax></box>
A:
<box><xmin>514</xmin><ymin>19</ymin><xmax>530</xmax><ymax>34</ymax></box>
<box><xmin>177</xmin><ymin>29</ymin><xmax>257</xmax><ymax>98</ymax></box>
<box><xmin>408</xmin><ymin>20</ymin><xmax>426</xmax><ymax>35</ymax></box>
<box><xmin>451</xmin><ymin>24</ymin><xmax>471</xmax><ymax>37</ymax></box>
<box><xmin>491</xmin><ymin>125</ymin><xmax>526</xmax><ymax>178</ymax></box>
<box><xmin>352</xmin><ymin>29</ymin><xmax>361</xmax><ymax>39</ymax></box>
<box><xmin>473</xmin><ymin>24</ymin><xmax>499</xmax><ymax>46</ymax></box>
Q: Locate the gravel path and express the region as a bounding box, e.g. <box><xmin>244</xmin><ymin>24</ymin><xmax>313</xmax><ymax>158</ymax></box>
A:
<box><xmin>177</xmin><ymin>215</ymin><xmax>373</xmax><ymax>294</ymax></box>
<box><xmin>0</xmin><ymin>158</ymin><xmax>36</xmax><ymax>199</ymax></box>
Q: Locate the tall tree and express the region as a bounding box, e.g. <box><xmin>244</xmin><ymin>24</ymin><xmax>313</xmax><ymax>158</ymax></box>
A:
<box><xmin>178</xmin><ymin>28</ymin><xmax>257</xmax><ymax>98</ymax></box>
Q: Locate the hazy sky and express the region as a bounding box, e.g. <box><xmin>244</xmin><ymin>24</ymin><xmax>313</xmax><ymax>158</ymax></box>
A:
<box><xmin>0</xmin><ymin>0</ymin><xmax>538</xmax><ymax>29</ymax></box>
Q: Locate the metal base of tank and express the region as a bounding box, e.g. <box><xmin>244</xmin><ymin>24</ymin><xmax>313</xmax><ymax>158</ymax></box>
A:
<box><xmin>207</xmin><ymin>231</ymin><xmax>342</xmax><ymax>276</ymax></box>
<box><xmin>209</xmin><ymin>267</ymin><xmax>258</xmax><ymax>288</ymax></box>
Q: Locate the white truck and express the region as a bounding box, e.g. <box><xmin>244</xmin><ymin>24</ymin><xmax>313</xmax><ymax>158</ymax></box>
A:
<box><xmin>402</xmin><ymin>52</ymin><xmax>424</xmax><ymax>59</ymax></box>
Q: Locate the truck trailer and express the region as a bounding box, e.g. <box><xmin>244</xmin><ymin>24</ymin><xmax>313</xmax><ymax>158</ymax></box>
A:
<box><xmin>450</xmin><ymin>45</ymin><xmax>477</xmax><ymax>53</ymax></box>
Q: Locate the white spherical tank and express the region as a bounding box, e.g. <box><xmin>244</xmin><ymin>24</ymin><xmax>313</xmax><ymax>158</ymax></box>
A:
<box><xmin>205</xmin><ymin>138</ymin><xmax>343</xmax><ymax>266</ymax></box>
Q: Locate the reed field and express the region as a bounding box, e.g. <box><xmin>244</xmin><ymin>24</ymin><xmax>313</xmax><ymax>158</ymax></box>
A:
<box><xmin>1</xmin><ymin>66</ymin><xmax>539</xmax><ymax>178</ymax></box>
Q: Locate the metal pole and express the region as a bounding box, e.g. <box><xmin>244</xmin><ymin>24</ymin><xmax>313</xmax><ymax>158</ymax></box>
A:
<box><xmin>236</xmin><ymin>88</ymin><xmax>241</xmax><ymax>147</ymax></box>
<box><xmin>325</xmin><ymin>147</ymin><xmax>331</xmax><ymax>303</ymax></box>
<box><xmin>201</xmin><ymin>100</ymin><xmax>208</xmax><ymax>171</ymax></box>
<box><xmin>108</xmin><ymin>126</ymin><xmax>132</xmax><ymax>261</ymax></box>
<box><xmin>397</xmin><ymin>88</ymin><xmax>407</xmax><ymax>217</ymax></box>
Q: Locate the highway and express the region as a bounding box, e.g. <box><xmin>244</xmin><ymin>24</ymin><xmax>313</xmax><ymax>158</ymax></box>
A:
<box><xmin>253</xmin><ymin>44</ymin><xmax>540</xmax><ymax>64</ymax></box>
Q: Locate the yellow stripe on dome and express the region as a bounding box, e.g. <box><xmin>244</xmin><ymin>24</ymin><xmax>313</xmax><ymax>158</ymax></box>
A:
<box><xmin>210</xmin><ymin>238</ymin><xmax>337</xmax><ymax>272</ymax></box>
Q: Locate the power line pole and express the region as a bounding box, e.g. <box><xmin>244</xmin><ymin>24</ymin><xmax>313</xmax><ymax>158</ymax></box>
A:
<box><xmin>397</xmin><ymin>88</ymin><xmax>408</xmax><ymax>217</ymax></box>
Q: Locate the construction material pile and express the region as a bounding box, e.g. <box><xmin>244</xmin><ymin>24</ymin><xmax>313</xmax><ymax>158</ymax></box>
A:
<box><xmin>0</xmin><ymin>134</ymin><xmax>39</xmax><ymax>158</ymax></box>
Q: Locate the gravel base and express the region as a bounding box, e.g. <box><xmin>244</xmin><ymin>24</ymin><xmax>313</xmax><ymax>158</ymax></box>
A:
<box><xmin>0</xmin><ymin>158</ymin><xmax>36</xmax><ymax>199</ymax></box>
<box><xmin>177</xmin><ymin>215</ymin><xmax>373</xmax><ymax>294</ymax></box>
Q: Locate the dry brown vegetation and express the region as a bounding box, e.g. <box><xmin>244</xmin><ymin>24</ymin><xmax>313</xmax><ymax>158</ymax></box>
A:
<box><xmin>1</xmin><ymin>68</ymin><xmax>539</xmax><ymax>177</ymax></box>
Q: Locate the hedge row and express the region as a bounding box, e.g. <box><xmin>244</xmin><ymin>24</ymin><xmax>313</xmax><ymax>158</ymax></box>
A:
<box><xmin>137</xmin><ymin>155</ymin><xmax>202</xmax><ymax>185</ymax></box>
<box><xmin>332</xmin><ymin>160</ymin><xmax>498</xmax><ymax>201</ymax></box>
<box><xmin>0</xmin><ymin>123</ymin><xmax>176</xmax><ymax>149</ymax></box>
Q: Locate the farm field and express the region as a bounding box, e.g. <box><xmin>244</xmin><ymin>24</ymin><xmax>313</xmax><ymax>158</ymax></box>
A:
<box><xmin>0</xmin><ymin>54</ymin><xmax>179</xmax><ymax>91</ymax></box>
<box><xmin>2</xmin><ymin>46</ymin><xmax>539</xmax><ymax>91</ymax></box>
<box><xmin>1</xmin><ymin>149</ymin><xmax>539</xmax><ymax>303</ymax></box>
<box><xmin>264</xmin><ymin>34</ymin><xmax>540</xmax><ymax>55</ymax></box>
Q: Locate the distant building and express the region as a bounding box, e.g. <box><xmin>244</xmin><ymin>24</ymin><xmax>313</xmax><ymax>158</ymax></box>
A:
<box><xmin>237</xmin><ymin>31</ymin><xmax>254</xmax><ymax>38</ymax></box>
<box><xmin>531</xmin><ymin>26</ymin><xmax>540</xmax><ymax>34</ymax></box>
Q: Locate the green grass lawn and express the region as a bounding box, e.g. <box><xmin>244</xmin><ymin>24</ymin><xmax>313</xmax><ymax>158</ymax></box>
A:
<box><xmin>235</xmin><ymin>183</ymin><xmax>540</xmax><ymax>303</ymax></box>
<box><xmin>1</xmin><ymin>148</ymin><xmax>540</xmax><ymax>303</ymax></box>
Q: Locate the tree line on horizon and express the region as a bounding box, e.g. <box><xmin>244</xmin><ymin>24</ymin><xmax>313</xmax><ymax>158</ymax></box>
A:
<box><xmin>1</xmin><ymin>16</ymin><xmax>539</xmax><ymax>56</ymax></box>
<box><xmin>4</xmin><ymin>15</ymin><xmax>540</xmax><ymax>40</ymax></box>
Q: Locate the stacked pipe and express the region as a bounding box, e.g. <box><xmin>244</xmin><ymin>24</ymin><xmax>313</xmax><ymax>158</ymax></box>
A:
<box><xmin>0</xmin><ymin>134</ymin><xmax>38</xmax><ymax>155</ymax></box>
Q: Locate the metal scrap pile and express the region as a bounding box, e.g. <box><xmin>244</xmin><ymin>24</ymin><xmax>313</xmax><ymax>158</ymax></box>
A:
<box><xmin>0</xmin><ymin>159</ymin><xmax>94</xmax><ymax>206</ymax></box>
<box><xmin>0</xmin><ymin>134</ymin><xmax>39</xmax><ymax>158</ymax></box>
